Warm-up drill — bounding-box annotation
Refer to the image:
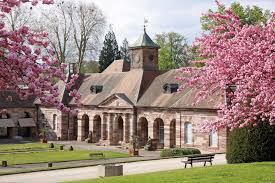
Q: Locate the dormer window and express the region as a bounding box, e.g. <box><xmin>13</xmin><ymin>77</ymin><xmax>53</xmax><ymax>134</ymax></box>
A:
<box><xmin>90</xmin><ymin>85</ymin><xmax>103</xmax><ymax>94</ymax></box>
<box><xmin>163</xmin><ymin>83</ymin><xmax>179</xmax><ymax>94</ymax></box>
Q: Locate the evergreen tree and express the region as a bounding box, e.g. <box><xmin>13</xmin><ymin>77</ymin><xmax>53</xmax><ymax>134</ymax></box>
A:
<box><xmin>99</xmin><ymin>28</ymin><xmax>121</xmax><ymax>72</ymax></box>
<box><xmin>120</xmin><ymin>38</ymin><xmax>130</xmax><ymax>62</ymax></box>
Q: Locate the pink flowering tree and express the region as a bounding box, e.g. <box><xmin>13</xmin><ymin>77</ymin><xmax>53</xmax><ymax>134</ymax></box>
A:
<box><xmin>0</xmin><ymin>0</ymin><xmax>81</xmax><ymax>115</ymax></box>
<box><xmin>178</xmin><ymin>2</ymin><xmax>274</xmax><ymax>131</ymax></box>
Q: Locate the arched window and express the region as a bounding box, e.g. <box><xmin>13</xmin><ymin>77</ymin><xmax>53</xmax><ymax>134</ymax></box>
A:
<box><xmin>184</xmin><ymin>122</ymin><xmax>192</xmax><ymax>144</ymax></box>
<box><xmin>53</xmin><ymin>114</ymin><xmax>57</xmax><ymax>131</ymax></box>
<box><xmin>159</xmin><ymin>122</ymin><xmax>164</xmax><ymax>144</ymax></box>
<box><xmin>209</xmin><ymin>131</ymin><xmax>218</xmax><ymax>147</ymax></box>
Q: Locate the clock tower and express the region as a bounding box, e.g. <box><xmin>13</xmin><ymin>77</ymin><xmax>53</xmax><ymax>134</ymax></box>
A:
<box><xmin>129</xmin><ymin>28</ymin><xmax>159</xmax><ymax>70</ymax></box>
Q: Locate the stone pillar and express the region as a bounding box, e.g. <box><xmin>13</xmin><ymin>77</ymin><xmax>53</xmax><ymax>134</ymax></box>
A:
<box><xmin>77</xmin><ymin>116</ymin><xmax>84</xmax><ymax>141</ymax></box>
<box><xmin>148</xmin><ymin>119</ymin><xmax>154</xmax><ymax>139</ymax></box>
<box><xmin>124</xmin><ymin>114</ymin><xmax>130</xmax><ymax>143</ymax></box>
<box><xmin>60</xmin><ymin>113</ymin><xmax>69</xmax><ymax>140</ymax></box>
<box><xmin>164</xmin><ymin>122</ymin><xmax>170</xmax><ymax>149</ymax></box>
<box><xmin>129</xmin><ymin>114</ymin><xmax>136</xmax><ymax>141</ymax></box>
<box><xmin>108</xmin><ymin>113</ymin><xmax>114</xmax><ymax>145</ymax></box>
<box><xmin>175</xmin><ymin>113</ymin><xmax>181</xmax><ymax>147</ymax></box>
<box><xmin>102</xmin><ymin>113</ymin><xmax>108</xmax><ymax>140</ymax></box>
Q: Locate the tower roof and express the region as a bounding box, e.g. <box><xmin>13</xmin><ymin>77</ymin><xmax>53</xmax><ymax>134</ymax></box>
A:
<box><xmin>130</xmin><ymin>29</ymin><xmax>159</xmax><ymax>49</ymax></box>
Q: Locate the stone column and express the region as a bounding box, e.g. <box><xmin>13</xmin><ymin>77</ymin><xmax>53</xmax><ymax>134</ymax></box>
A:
<box><xmin>164</xmin><ymin>122</ymin><xmax>170</xmax><ymax>149</ymax></box>
<box><xmin>148</xmin><ymin>119</ymin><xmax>154</xmax><ymax>139</ymax></box>
<box><xmin>124</xmin><ymin>114</ymin><xmax>130</xmax><ymax>143</ymax></box>
<box><xmin>77</xmin><ymin>116</ymin><xmax>84</xmax><ymax>141</ymax></box>
<box><xmin>101</xmin><ymin>113</ymin><xmax>108</xmax><ymax>140</ymax></box>
<box><xmin>175</xmin><ymin>113</ymin><xmax>181</xmax><ymax>147</ymax></box>
<box><xmin>108</xmin><ymin>113</ymin><xmax>114</xmax><ymax>145</ymax></box>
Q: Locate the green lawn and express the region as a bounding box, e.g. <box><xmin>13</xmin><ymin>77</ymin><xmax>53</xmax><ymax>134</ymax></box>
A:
<box><xmin>0</xmin><ymin>150</ymin><xmax>129</xmax><ymax>165</ymax></box>
<box><xmin>0</xmin><ymin>143</ymin><xmax>60</xmax><ymax>152</ymax></box>
<box><xmin>67</xmin><ymin>162</ymin><xmax>275</xmax><ymax>183</ymax></box>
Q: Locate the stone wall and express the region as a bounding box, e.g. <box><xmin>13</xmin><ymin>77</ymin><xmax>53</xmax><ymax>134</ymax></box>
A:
<box><xmin>2</xmin><ymin>107</ymin><xmax>37</xmax><ymax>138</ymax></box>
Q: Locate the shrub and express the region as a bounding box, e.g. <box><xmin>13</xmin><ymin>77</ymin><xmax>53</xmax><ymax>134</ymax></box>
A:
<box><xmin>226</xmin><ymin>121</ymin><xmax>275</xmax><ymax>164</ymax></box>
<box><xmin>160</xmin><ymin>148</ymin><xmax>201</xmax><ymax>157</ymax></box>
<box><xmin>49</xmin><ymin>143</ymin><xmax>54</xmax><ymax>148</ymax></box>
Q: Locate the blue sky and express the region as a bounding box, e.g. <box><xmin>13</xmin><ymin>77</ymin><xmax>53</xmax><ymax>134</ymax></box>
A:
<box><xmin>92</xmin><ymin>0</ymin><xmax>275</xmax><ymax>45</ymax></box>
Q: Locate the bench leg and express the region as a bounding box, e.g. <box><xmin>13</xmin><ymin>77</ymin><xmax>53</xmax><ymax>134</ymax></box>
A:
<box><xmin>191</xmin><ymin>162</ymin><xmax>193</xmax><ymax>168</ymax></box>
<box><xmin>210</xmin><ymin>161</ymin><xmax>212</xmax><ymax>166</ymax></box>
<box><xmin>204</xmin><ymin>161</ymin><xmax>206</xmax><ymax>166</ymax></box>
<box><xmin>185</xmin><ymin>163</ymin><xmax>187</xmax><ymax>168</ymax></box>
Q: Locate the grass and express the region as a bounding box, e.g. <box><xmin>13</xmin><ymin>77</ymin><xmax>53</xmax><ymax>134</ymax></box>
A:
<box><xmin>0</xmin><ymin>150</ymin><xmax>129</xmax><ymax>165</ymax></box>
<box><xmin>66</xmin><ymin>162</ymin><xmax>275</xmax><ymax>183</ymax></box>
<box><xmin>0</xmin><ymin>143</ymin><xmax>60</xmax><ymax>152</ymax></box>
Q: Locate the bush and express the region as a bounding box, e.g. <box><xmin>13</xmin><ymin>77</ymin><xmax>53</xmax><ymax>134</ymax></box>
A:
<box><xmin>226</xmin><ymin>121</ymin><xmax>275</xmax><ymax>164</ymax></box>
<box><xmin>49</xmin><ymin>143</ymin><xmax>54</xmax><ymax>148</ymax></box>
<box><xmin>160</xmin><ymin>148</ymin><xmax>201</xmax><ymax>157</ymax></box>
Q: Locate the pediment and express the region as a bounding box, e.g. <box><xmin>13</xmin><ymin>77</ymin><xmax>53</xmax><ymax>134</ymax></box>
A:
<box><xmin>98</xmin><ymin>93</ymin><xmax>134</xmax><ymax>108</ymax></box>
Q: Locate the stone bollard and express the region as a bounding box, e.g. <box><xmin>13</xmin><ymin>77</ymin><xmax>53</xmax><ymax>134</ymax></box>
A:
<box><xmin>2</xmin><ymin>160</ymin><xmax>7</xmax><ymax>167</ymax></box>
<box><xmin>98</xmin><ymin>164</ymin><xmax>123</xmax><ymax>177</ymax></box>
<box><xmin>48</xmin><ymin>162</ymin><xmax>53</xmax><ymax>167</ymax></box>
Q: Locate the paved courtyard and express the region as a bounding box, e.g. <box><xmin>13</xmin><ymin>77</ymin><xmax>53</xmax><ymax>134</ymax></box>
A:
<box><xmin>0</xmin><ymin>154</ymin><xmax>226</xmax><ymax>183</ymax></box>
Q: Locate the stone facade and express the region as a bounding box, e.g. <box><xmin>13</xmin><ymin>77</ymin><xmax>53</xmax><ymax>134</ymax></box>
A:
<box><xmin>35</xmin><ymin>30</ymin><xmax>227</xmax><ymax>153</ymax></box>
<box><xmin>0</xmin><ymin>107</ymin><xmax>37</xmax><ymax>138</ymax></box>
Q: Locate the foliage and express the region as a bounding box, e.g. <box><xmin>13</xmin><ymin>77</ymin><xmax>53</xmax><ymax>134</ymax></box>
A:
<box><xmin>66</xmin><ymin>162</ymin><xmax>275</xmax><ymax>183</ymax></box>
<box><xmin>201</xmin><ymin>1</ymin><xmax>271</xmax><ymax>31</ymax></box>
<box><xmin>226</xmin><ymin>121</ymin><xmax>275</xmax><ymax>164</ymax></box>
<box><xmin>0</xmin><ymin>0</ymin><xmax>81</xmax><ymax>114</ymax></box>
<box><xmin>99</xmin><ymin>27</ymin><xmax>121</xmax><ymax>72</ymax></box>
<box><xmin>39</xmin><ymin>0</ymin><xmax>106</xmax><ymax>71</ymax></box>
<box><xmin>80</xmin><ymin>61</ymin><xmax>99</xmax><ymax>73</ymax></box>
<box><xmin>178</xmin><ymin>2</ymin><xmax>275</xmax><ymax>131</ymax></box>
<box><xmin>120</xmin><ymin>38</ymin><xmax>130</xmax><ymax>62</ymax></box>
<box><xmin>155</xmin><ymin>32</ymin><xmax>191</xmax><ymax>69</ymax></box>
<box><xmin>160</xmin><ymin>148</ymin><xmax>201</xmax><ymax>157</ymax></box>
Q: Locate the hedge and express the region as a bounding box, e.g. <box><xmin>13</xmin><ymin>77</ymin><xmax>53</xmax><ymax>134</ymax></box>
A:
<box><xmin>226</xmin><ymin>121</ymin><xmax>275</xmax><ymax>164</ymax></box>
<box><xmin>160</xmin><ymin>148</ymin><xmax>201</xmax><ymax>157</ymax></box>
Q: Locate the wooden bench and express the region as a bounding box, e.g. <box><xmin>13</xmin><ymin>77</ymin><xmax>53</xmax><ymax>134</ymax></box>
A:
<box><xmin>182</xmin><ymin>154</ymin><xmax>215</xmax><ymax>168</ymax></box>
<box><xmin>89</xmin><ymin>152</ymin><xmax>105</xmax><ymax>158</ymax></box>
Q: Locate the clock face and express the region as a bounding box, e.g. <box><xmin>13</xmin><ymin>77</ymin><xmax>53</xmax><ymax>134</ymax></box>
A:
<box><xmin>148</xmin><ymin>54</ymin><xmax>154</xmax><ymax>62</ymax></box>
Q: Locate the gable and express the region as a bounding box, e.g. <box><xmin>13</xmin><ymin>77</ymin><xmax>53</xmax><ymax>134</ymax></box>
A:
<box><xmin>98</xmin><ymin>94</ymin><xmax>134</xmax><ymax>108</ymax></box>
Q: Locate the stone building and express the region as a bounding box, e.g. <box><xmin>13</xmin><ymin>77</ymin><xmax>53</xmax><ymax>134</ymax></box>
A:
<box><xmin>37</xmin><ymin>30</ymin><xmax>227</xmax><ymax>153</ymax></box>
<box><xmin>0</xmin><ymin>30</ymin><xmax>227</xmax><ymax>153</ymax></box>
<box><xmin>0</xmin><ymin>92</ymin><xmax>37</xmax><ymax>138</ymax></box>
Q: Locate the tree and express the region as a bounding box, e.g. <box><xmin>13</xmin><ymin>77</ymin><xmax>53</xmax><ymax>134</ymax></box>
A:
<box><xmin>0</xmin><ymin>0</ymin><xmax>81</xmax><ymax>114</ymax></box>
<box><xmin>201</xmin><ymin>2</ymin><xmax>271</xmax><ymax>31</ymax></box>
<box><xmin>155</xmin><ymin>32</ymin><xmax>191</xmax><ymax>70</ymax></box>
<box><xmin>38</xmin><ymin>0</ymin><xmax>106</xmax><ymax>71</ymax></box>
<box><xmin>39</xmin><ymin>0</ymin><xmax>74</xmax><ymax>65</ymax></box>
<box><xmin>80</xmin><ymin>60</ymin><xmax>99</xmax><ymax>73</ymax></box>
<box><xmin>120</xmin><ymin>38</ymin><xmax>130</xmax><ymax>62</ymax></box>
<box><xmin>3</xmin><ymin>3</ymin><xmax>33</xmax><ymax>31</ymax></box>
<box><xmin>99</xmin><ymin>28</ymin><xmax>121</xmax><ymax>72</ymax></box>
<box><xmin>69</xmin><ymin>1</ymin><xmax>106</xmax><ymax>73</ymax></box>
<box><xmin>178</xmin><ymin>2</ymin><xmax>274</xmax><ymax>131</ymax></box>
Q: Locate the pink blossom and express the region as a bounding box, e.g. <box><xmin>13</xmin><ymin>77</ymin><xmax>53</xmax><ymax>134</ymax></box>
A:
<box><xmin>178</xmin><ymin>2</ymin><xmax>275</xmax><ymax>131</ymax></box>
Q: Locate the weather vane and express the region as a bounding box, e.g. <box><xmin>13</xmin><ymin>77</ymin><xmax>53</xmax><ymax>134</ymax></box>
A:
<box><xmin>144</xmin><ymin>17</ymin><xmax>149</xmax><ymax>32</ymax></box>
